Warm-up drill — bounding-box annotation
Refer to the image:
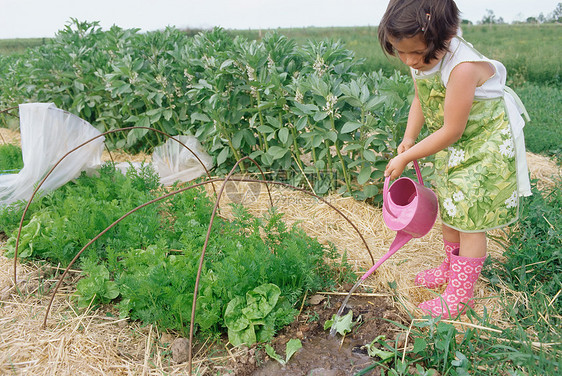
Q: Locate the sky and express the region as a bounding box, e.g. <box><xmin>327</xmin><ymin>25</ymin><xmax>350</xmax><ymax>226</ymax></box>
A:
<box><xmin>0</xmin><ymin>0</ymin><xmax>559</xmax><ymax>39</ymax></box>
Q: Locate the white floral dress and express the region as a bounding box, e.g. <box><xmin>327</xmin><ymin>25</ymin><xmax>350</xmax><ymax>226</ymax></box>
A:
<box><xmin>412</xmin><ymin>36</ymin><xmax>531</xmax><ymax>232</ymax></box>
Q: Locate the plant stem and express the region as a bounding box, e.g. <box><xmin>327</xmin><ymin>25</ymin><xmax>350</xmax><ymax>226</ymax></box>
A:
<box><xmin>331</xmin><ymin>116</ymin><xmax>352</xmax><ymax>194</ymax></box>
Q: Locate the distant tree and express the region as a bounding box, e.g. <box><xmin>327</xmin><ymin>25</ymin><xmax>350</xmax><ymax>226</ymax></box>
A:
<box><xmin>461</xmin><ymin>19</ymin><xmax>473</xmax><ymax>25</ymax></box>
<box><xmin>526</xmin><ymin>16</ymin><xmax>539</xmax><ymax>24</ymax></box>
<box><xmin>551</xmin><ymin>3</ymin><xmax>562</xmax><ymax>23</ymax></box>
<box><xmin>480</xmin><ymin>9</ymin><xmax>498</xmax><ymax>24</ymax></box>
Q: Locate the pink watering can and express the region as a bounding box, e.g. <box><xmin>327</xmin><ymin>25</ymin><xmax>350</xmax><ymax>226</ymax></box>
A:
<box><xmin>360</xmin><ymin>160</ymin><xmax>438</xmax><ymax>281</ymax></box>
<box><xmin>329</xmin><ymin>160</ymin><xmax>438</xmax><ymax>336</ymax></box>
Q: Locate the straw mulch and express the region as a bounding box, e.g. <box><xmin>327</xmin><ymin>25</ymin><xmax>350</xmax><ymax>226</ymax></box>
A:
<box><xmin>1</xmin><ymin>124</ymin><xmax>560</xmax><ymax>374</ymax></box>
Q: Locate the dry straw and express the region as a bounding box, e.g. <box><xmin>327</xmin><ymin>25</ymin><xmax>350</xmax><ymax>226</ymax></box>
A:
<box><xmin>1</xmin><ymin>124</ymin><xmax>560</xmax><ymax>374</ymax></box>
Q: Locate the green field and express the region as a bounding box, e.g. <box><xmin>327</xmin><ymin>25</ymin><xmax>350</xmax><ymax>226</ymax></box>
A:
<box><xmin>233</xmin><ymin>24</ymin><xmax>562</xmax><ymax>85</ymax></box>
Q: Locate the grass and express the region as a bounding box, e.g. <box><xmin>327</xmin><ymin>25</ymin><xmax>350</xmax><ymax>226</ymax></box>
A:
<box><xmin>233</xmin><ymin>24</ymin><xmax>562</xmax><ymax>85</ymax></box>
<box><xmin>516</xmin><ymin>83</ymin><xmax>562</xmax><ymax>159</ymax></box>
<box><xmin>0</xmin><ymin>38</ymin><xmax>47</xmax><ymax>55</ymax></box>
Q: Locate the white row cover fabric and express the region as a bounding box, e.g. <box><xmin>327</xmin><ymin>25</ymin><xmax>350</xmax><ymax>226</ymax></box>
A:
<box><xmin>152</xmin><ymin>135</ymin><xmax>213</xmax><ymax>186</ymax></box>
<box><xmin>0</xmin><ymin>103</ymin><xmax>104</xmax><ymax>207</ymax></box>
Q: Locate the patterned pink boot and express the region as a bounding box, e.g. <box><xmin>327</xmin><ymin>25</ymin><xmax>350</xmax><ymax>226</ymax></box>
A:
<box><xmin>418</xmin><ymin>248</ymin><xmax>485</xmax><ymax>319</ymax></box>
<box><xmin>415</xmin><ymin>240</ymin><xmax>459</xmax><ymax>289</ymax></box>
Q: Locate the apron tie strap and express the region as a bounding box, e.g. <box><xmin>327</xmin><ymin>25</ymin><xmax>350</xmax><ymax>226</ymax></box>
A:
<box><xmin>504</xmin><ymin>86</ymin><xmax>530</xmax><ymax>122</ymax></box>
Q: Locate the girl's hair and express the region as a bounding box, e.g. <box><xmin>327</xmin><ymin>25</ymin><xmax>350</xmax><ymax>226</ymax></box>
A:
<box><xmin>378</xmin><ymin>0</ymin><xmax>460</xmax><ymax>64</ymax></box>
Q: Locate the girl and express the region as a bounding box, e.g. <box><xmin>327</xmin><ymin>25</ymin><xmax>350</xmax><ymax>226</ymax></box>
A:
<box><xmin>378</xmin><ymin>0</ymin><xmax>531</xmax><ymax>318</ymax></box>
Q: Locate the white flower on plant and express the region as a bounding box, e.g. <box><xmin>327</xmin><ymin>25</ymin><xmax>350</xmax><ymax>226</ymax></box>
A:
<box><xmin>183</xmin><ymin>69</ymin><xmax>194</xmax><ymax>81</ymax></box>
<box><xmin>453</xmin><ymin>191</ymin><xmax>465</xmax><ymax>202</ymax></box>
<box><xmin>267</xmin><ymin>54</ymin><xmax>275</xmax><ymax>69</ymax></box>
<box><xmin>323</xmin><ymin>94</ymin><xmax>340</xmax><ymax>118</ymax></box>
<box><xmin>155</xmin><ymin>74</ymin><xmax>168</xmax><ymax>87</ymax></box>
<box><xmin>448</xmin><ymin>147</ymin><xmax>465</xmax><ymax>167</ymax></box>
<box><xmin>129</xmin><ymin>71</ymin><xmax>139</xmax><ymax>85</ymax></box>
<box><xmin>443</xmin><ymin>197</ymin><xmax>457</xmax><ymax>217</ymax></box>
<box><xmin>499</xmin><ymin>139</ymin><xmax>515</xmax><ymax>158</ymax></box>
<box><xmin>505</xmin><ymin>190</ymin><xmax>518</xmax><ymax>208</ymax></box>
<box><xmin>313</xmin><ymin>56</ymin><xmax>328</xmax><ymax>76</ymax></box>
<box><xmin>501</xmin><ymin>127</ymin><xmax>511</xmax><ymax>136</ymax></box>
<box><xmin>246</xmin><ymin>65</ymin><xmax>256</xmax><ymax>81</ymax></box>
<box><xmin>294</xmin><ymin>89</ymin><xmax>304</xmax><ymax>103</ymax></box>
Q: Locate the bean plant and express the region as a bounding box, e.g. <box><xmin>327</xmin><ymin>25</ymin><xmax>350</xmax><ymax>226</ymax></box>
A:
<box><xmin>0</xmin><ymin>19</ymin><xmax>415</xmax><ymax>201</ymax></box>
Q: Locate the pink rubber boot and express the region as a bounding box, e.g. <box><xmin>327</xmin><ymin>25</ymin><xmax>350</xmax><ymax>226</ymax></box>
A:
<box><xmin>415</xmin><ymin>240</ymin><xmax>459</xmax><ymax>289</ymax></box>
<box><xmin>418</xmin><ymin>248</ymin><xmax>485</xmax><ymax>319</ymax></box>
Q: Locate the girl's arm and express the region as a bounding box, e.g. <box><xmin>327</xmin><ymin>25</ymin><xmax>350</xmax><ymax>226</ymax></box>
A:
<box><xmin>398</xmin><ymin>84</ymin><xmax>425</xmax><ymax>153</ymax></box>
<box><xmin>385</xmin><ymin>62</ymin><xmax>492</xmax><ymax>179</ymax></box>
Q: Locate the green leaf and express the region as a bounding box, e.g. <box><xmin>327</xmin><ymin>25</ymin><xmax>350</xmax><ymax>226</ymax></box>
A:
<box><xmin>265</xmin><ymin>339</ymin><xmax>302</xmax><ymax>366</ymax></box>
<box><xmin>228</xmin><ymin>324</ymin><xmax>257</xmax><ymax>347</ymax></box>
<box><xmin>292</xmin><ymin>102</ymin><xmax>318</xmax><ymax>115</ymax></box>
<box><xmin>278</xmin><ymin>128</ymin><xmax>290</xmax><ymax>144</ymax></box>
<box><xmin>326</xmin><ymin>131</ymin><xmax>337</xmax><ymax>143</ymax></box>
<box><xmin>413</xmin><ymin>337</ymin><xmax>427</xmax><ymax>353</ymax></box>
<box><xmin>257</xmin><ymin>125</ymin><xmax>275</xmax><ymax>134</ymax></box>
<box><xmin>244</xmin><ymin>283</ymin><xmax>281</xmax><ymax>319</ymax></box>
<box><xmin>324</xmin><ymin>310</ymin><xmax>356</xmax><ymax>336</ymax></box>
<box><xmin>285</xmin><ymin>339</ymin><xmax>302</xmax><ymax>363</ymax></box>
<box><xmin>363</xmin><ymin>149</ymin><xmax>377</xmax><ymax>163</ymax></box>
<box><xmin>232</xmin><ymin>131</ymin><xmax>244</xmax><ymax>149</ymax></box>
<box><xmin>224</xmin><ymin>296</ymin><xmax>250</xmax><ymax>332</ymax></box>
<box><xmin>364</xmin><ymin>335</ymin><xmax>394</xmax><ymax>361</ymax></box>
<box><xmin>266</xmin><ymin>115</ymin><xmax>282</xmax><ymax>129</ymax></box>
<box><xmin>357</xmin><ymin>166</ymin><xmax>372</xmax><ymax>185</ymax></box>
<box><xmin>267</xmin><ymin>146</ymin><xmax>289</xmax><ymax>160</ymax></box>
<box><xmin>295</xmin><ymin>116</ymin><xmax>308</xmax><ymax>131</ymax></box>
<box><xmin>191</xmin><ymin>112</ymin><xmax>211</xmax><ymax>123</ymax></box>
<box><xmin>104</xmin><ymin>281</ymin><xmax>120</xmax><ymax>300</ymax></box>
<box><xmin>341</xmin><ymin>121</ymin><xmax>362</xmax><ymax>134</ymax></box>
<box><xmin>313</xmin><ymin>111</ymin><xmax>328</xmax><ymax>122</ymax></box>
<box><xmin>362</xmin><ymin>184</ymin><xmax>379</xmax><ymax>198</ymax></box>
<box><xmin>265</xmin><ymin>344</ymin><xmax>285</xmax><ymax>365</ymax></box>
<box><xmin>217</xmin><ymin>147</ymin><xmax>230</xmax><ymax>165</ymax></box>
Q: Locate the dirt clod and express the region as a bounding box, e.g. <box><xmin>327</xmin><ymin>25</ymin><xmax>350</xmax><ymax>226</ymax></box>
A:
<box><xmin>171</xmin><ymin>337</ymin><xmax>189</xmax><ymax>364</ymax></box>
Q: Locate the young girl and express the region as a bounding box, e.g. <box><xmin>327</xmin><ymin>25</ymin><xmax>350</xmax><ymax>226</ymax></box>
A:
<box><xmin>378</xmin><ymin>0</ymin><xmax>531</xmax><ymax>318</ymax></box>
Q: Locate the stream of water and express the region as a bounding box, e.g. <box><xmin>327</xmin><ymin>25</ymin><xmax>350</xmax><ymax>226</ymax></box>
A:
<box><xmin>328</xmin><ymin>279</ymin><xmax>364</xmax><ymax>337</ymax></box>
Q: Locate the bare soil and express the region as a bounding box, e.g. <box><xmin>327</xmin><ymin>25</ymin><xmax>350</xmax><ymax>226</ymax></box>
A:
<box><xmin>222</xmin><ymin>291</ymin><xmax>408</xmax><ymax>376</ymax></box>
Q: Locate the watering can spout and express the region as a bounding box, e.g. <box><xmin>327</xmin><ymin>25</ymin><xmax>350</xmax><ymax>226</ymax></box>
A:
<box><xmin>389</xmin><ymin>231</ymin><xmax>413</xmax><ymax>255</ymax></box>
<box><xmin>360</xmin><ymin>231</ymin><xmax>413</xmax><ymax>281</ymax></box>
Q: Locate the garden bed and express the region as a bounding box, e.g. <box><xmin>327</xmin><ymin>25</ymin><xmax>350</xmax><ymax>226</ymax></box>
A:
<box><xmin>1</xmin><ymin>126</ymin><xmax>560</xmax><ymax>374</ymax></box>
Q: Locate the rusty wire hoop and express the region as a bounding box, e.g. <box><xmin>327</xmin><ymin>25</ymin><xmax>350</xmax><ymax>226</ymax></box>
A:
<box><xmin>12</xmin><ymin>126</ymin><xmax>218</xmax><ymax>284</ymax></box>
<box><xmin>7</xmin><ymin>127</ymin><xmax>378</xmax><ymax>376</ymax></box>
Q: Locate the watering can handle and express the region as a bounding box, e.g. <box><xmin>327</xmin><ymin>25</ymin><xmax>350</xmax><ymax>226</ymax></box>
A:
<box><xmin>383</xmin><ymin>160</ymin><xmax>423</xmax><ymax>217</ymax></box>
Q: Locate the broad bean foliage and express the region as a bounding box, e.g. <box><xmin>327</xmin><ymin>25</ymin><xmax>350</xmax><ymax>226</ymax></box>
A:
<box><xmin>0</xmin><ymin>20</ymin><xmax>420</xmax><ymax>201</ymax></box>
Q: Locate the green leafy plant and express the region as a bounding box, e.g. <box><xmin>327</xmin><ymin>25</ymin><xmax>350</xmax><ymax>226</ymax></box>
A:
<box><xmin>0</xmin><ymin>144</ymin><xmax>23</xmax><ymax>172</ymax></box>
<box><xmin>265</xmin><ymin>338</ymin><xmax>302</xmax><ymax>366</ymax></box>
<box><xmin>324</xmin><ymin>310</ymin><xmax>360</xmax><ymax>336</ymax></box>
<box><xmin>363</xmin><ymin>335</ymin><xmax>394</xmax><ymax>361</ymax></box>
<box><xmin>224</xmin><ymin>283</ymin><xmax>296</xmax><ymax>346</ymax></box>
<box><xmin>0</xmin><ymin>21</ymin><xmax>413</xmax><ymax>199</ymax></box>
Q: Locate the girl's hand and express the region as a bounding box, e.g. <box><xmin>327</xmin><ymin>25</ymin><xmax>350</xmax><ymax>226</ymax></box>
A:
<box><xmin>397</xmin><ymin>137</ymin><xmax>415</xmax><ymax>154</ymax></box>
<box><xmin>384</xmin><ymin>154</ymin><xmax>408</xmax><ymax>180</ymax></box>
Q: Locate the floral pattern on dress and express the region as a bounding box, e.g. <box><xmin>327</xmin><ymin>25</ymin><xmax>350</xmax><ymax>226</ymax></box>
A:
<box><xmin>415</xmin><ymin>72</ymin><xmax>518</xmax><ymax>231</ymax></box>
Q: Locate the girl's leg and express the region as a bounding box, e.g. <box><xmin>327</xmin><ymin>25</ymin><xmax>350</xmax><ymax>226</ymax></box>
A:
<box><xmin>459</xmin><ymin>231</ymin><xmax>487</xmax><ymax>258</ymax></box>
<box><xmin>442</xmin><ymin>224</ymin><xmax>460</xmax><ymax>243</ymax></box>
<box><xmin>418</xmin><ymin>231</ymin><xmax>487</xmax><ymax>319</ymax></box>
<box><xmin>415</xmin><ymin>224</ymin><xmax>460</xmax><ymax>288</ymax></box>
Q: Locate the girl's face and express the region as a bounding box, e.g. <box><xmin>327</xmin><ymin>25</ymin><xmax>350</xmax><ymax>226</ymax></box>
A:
<box><xmin>389</xmin><ymin>33</ymin><xmax>445</xmax><ymax>71</ymax></box>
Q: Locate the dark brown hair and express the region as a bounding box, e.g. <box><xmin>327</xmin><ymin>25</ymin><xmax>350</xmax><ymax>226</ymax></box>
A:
<box><xmin>378</xmin><ymin>0</ymin><xmax>460</xmax><ymax>64</ymax></box>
